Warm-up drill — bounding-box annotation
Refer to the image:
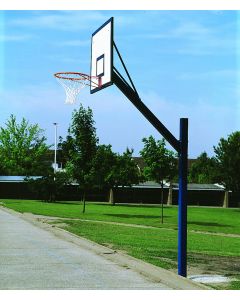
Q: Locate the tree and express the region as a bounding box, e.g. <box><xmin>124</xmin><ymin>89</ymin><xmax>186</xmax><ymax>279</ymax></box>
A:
<box><xmin>140</xmin><ymin>136</ymin><xmax>178</xmax><ymax>222</ymax></box>
<box><xmin>214</xmin><ymin>131</ymin><xmax>240</xmax><ymax>191</ymax></box>
<box><xmin>26</xmin><ymin>170</ymin><xmax>70</xmax><ymax>202</ymax></box>
<box><xmin>0</xmin><ymin>114</ymin><xmax>50</xmax><ymax>176</ymax></box>
<box><xmin>115</xmin><ymin>148</ymin><xmax>142</xmax><ymax>187</ymax></box>
<box><xmin>58</xmin><ymin>133</ymin><xmax>75</xmax><ymax>168</ymax></box>
<box><xmin>90</xmin><ymin>146</ymin><xmax>141</xmax><ymax>205</ymax></box>
<box><xmin>61</xmin><ymin>104</ymin><xmax>99</xmax><ymax>213</ymax></box>
<box><xmin>90</xmin><ymin>144</ymin><xmax>117</xmax><ymax>189</ymax></box>
<box><xmin>140</xmin><ymin>136</ymin><xmax>178</xmax><ymax>184</ymax></box>
<box><xmin>188</xmin><ymin>152</ymin><xmax>217</xmax><ymax>184</ymax></box>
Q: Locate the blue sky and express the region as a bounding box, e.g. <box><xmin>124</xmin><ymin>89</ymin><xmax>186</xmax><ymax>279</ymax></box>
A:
<box><xmin>0</xmin><ymin>10</ymin><xmax>239</xmax><ymax>158</ymax></box>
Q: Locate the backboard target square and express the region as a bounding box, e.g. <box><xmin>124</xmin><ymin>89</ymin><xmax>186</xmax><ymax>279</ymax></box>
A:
<box><xmin>90</xmin><ymin>17</ymin><xmax>113</xmax><ymax>94</ymax></box>
<box><xmin>96</xmin><ymin>54</ymin><xmax>105</xmax><ymax>77</ymax></box>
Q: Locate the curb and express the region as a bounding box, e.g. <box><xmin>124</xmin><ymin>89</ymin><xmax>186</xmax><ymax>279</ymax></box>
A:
<box><xmin>0</xmin><ymin>206</ymin><xmax>210</xmax><ymax>290</ymax></box>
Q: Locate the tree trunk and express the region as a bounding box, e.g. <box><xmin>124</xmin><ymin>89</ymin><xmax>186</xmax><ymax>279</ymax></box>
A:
<box><xmin>167</xmin><ymin>182</ymin><xmax>173</xmax><ymax>206</ymax></box>
<box><xmin>109</xmin><ymin>188</ymin><xmax>115</xmax><ymax>206</ymax></box>
<box><xmin>161</xmin><ymin>181</ymin><xmax>164</xmax><ymax>224</ymax></box>
<box><xmin>50</xmin><ymin>192</ymin><xmax>56</xmax><ymax>203</ymax></box>
<box><xmin>223</xmin><ymin>190</ymin><xmax>229</xmax><ymax>208</ymax></box>
<box><xmin>82</xmin><ymin>191</ymin><xmax>86</xmax><ymax>213</ymax></box>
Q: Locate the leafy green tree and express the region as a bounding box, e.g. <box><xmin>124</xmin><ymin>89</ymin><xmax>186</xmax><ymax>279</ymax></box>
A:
<box><xmin>58</xmin><ymin>133</ymin><xmax>75</xmax><ymax>168</ymax></box>
<box><xmin>0</xmin><ymin>114</ymin><xmax>50</xmax><ymax>176</ymax></box>
<box><xmin>214</xmin><ymin>131</ymin><xmax>240</xmax><ymax>191</ymax></box>
<box><xmin>140</xmin><ymin>136</ymin><xmax>178</xmax><ymax>184</ymax></box>
<box><xmin>188</xmin><ymin>152</ymin><xmax>217</xmax><ymax>184</ymax></box>
<box><xmin>90</xmin><ymin>146</ymin><xmax>141</xmax><ymax>205</ymax></box>
<box><xmin>61</xmin><ymin>104</ymin><xmax>99</xmax><ymax>213</ymax></box>
<box><xmin>26</xmin><ymin>170</ymin><xmax>71</xmax><ymax>202</ymax></box>
<box><xmin>140</xmin><ymin>136</ymin><xmax>178</xmax><ymax>222</ymax></box>
<box><xmin>89</xmin><ymin>144</ymin><xmax>118</xmax><ymax>205</ymax></box>
<box><xmin>90</xmin><ymin>144</ymin><xmax>117</xmax><ymax>189</ymax></box>
<box><xmin>115</xmin><ymin>148</ymin><xmax>142</xmax><ymax>187</ymax></box>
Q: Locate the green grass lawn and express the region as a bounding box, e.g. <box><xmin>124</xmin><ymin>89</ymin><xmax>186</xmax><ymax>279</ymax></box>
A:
<box><xmin>1</xmin><ymin>199</ymin><xmax>240</xmax><ymax>234</ymax></box>
<box><xmin>1</xmin><ymin>199</ymin><xmax>240</xmax><ymax>289</ymax></box>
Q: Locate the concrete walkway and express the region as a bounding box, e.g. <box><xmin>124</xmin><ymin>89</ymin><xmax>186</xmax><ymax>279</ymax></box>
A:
<box><xmin>0</xmin><ymin>208</ymin><xmax>170</xmax><ymax>290</ymax></box>
<box><xmin>0</xmin><ymin>207</ymin><xmax>206</xmax><ymax>290</ymax></box>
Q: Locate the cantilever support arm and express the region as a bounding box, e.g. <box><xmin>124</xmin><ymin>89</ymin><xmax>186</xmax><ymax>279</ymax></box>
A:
<box><xmin>112</xmin><ymin>71</ymin><xmax>181</xmax><ymax>153</ymax></box>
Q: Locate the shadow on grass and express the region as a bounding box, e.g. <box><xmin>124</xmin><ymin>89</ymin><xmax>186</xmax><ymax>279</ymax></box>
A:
<box><xmin>103</xmin><ymin>213</ymin><xmax>171</xmax><ymax>219</ymax></box>
<box><xmin>188</xmin><ymin>221</ymin><xmax>233</xmax><ymax>227</ymax></box>
<box><xmin>53</xmin><ymin>201</ymin><xmax>82</xmax><ymax>205</ymax></box>
<box><xmin>115</xmin><ymin>204</ymin><xmax>174</xmax><ymax>209</ymax></box>
<box><xmin>54</xmin><ymin>202</ymin><xmax>175</xmax><ymax>209</ymax></box>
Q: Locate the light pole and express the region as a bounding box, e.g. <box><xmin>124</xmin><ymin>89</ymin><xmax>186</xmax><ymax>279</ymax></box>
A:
<box><xmin>53</xmin><ymin>122</ymin><xmax>58</xmax><ymax>173</ymax></box>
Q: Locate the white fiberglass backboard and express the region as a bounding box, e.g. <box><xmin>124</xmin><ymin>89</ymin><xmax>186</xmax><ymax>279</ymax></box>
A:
<box><xmin>90</xmin><ymin>17</ymin><xmax>113</xmax><ymax>94</ymax></box>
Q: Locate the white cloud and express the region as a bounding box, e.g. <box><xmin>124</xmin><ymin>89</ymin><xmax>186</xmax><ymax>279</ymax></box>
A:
<box><xmin>55</xmin><ymin>39</ymin><xmax>89</xmax><ymax>47</ymax></box>
<box><xmin>128</xmin><ymin>18</ymin><xmax>237</xmax><ymax>56</ymax></box>
<box><xmin>47</xmin><ymin>54</ymin><xmax>89</xmax><ymax>64</ymax></box>
<box><xmin>128</xmin><ymin>20</ymin><xmax>213</xmax><ymax>41</ymax></box>
<box><xmin>172</xmin><ymin>21</ymin><xmax>212</xmax><ymax>38</ymax></box>
<box><xmin>7</xmin><ymin>11</ymin><xmax>139</xmax><ymax>34</ymax></box>
<box><xmin>176</xmin><ymin>37</ymin><xmax>237</xmax><ymax>56</ymax></box>
<box><xmin>9</xmin><ymin>11</ymin><xmax>109</xmax><ymax>32</ymax></box>
<box><xmin>0</xmin><ymin>34</ymin><xmax>34</xmax><ymax>42</ymax></box>
<box><xmin>178</xmin><ymin>69</ymin><xmax>239</xmax><ymax>81</ymax></box>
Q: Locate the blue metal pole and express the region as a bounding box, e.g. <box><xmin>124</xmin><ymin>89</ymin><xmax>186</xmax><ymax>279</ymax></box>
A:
<box><xmin>178</xmin><ymin>118</ymin><xmax>188</xmax><ymax>277</ymax></box>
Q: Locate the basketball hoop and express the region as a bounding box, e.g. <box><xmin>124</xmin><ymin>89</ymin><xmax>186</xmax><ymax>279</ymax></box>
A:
<box><xmin>54</xmin><ymin>72</ymin><xmax>101</xmax><ymax>104</ymax></box>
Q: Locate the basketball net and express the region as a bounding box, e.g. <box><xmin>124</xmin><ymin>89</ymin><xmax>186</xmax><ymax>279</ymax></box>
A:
<box><xmin>54</xmin><ymin>72</ymin><xmax>100</xmax><ymax>104</ymax></box>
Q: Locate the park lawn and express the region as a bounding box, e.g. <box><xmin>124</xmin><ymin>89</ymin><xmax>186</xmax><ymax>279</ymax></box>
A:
<box><xmin>1</xmin><ymin>199</ymin><xmax>240</xmax><ymax>235</ymax></box>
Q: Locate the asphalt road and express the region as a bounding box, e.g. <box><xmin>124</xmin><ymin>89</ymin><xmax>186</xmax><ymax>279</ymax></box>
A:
<box><xmin>0</xmin><ymin>207</ymin><xmax>171</xmax><ymax>290</ymax></box>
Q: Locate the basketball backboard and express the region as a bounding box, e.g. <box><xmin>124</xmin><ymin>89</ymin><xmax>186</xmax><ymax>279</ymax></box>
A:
<box><xmin>90</xmin><ymin>17</ymin><xmax>113</xmax><ymax>94</ymax></box>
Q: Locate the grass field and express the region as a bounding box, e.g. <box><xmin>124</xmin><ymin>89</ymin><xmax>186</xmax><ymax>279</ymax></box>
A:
<box><xmin>1</xmin><ymin>199</ymin><xmax>240</xmax><ymax>289</ymax></box>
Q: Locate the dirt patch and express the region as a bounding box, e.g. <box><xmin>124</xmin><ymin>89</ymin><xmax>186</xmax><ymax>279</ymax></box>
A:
<box><xmin>187</xmin><ymin>253</ymin><xmax>240</xmax><ymax>276</ymax></box>
<box><xmin>51</xmin><ymin>222</ymin><xmax>68</xmax><ymax>228</ymax></box>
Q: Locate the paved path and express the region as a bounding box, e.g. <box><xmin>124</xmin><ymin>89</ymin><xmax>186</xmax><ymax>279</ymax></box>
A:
<box><xmin>0</xmin><ymin>208</ymin><xmax>170</xmax><ymax>290</ymax></box>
